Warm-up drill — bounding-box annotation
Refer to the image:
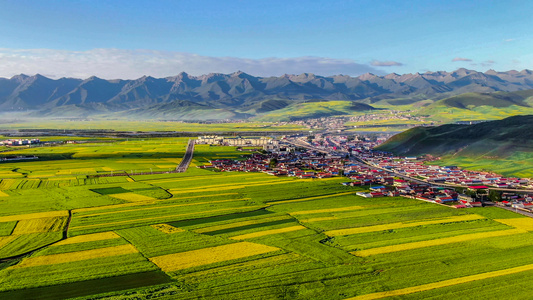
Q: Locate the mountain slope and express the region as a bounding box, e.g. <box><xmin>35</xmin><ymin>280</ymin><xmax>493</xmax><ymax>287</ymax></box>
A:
<box><xmin>375</xmin><ymin>115</ymin><xmax>533</xmax><ymax>157</ymax></box>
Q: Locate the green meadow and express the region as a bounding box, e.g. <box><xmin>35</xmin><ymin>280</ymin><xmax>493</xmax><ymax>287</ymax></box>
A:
<box><xmin>1</xmin><ymin>138</ymin><xmax>533</xmax><ymax>299</ymax></box>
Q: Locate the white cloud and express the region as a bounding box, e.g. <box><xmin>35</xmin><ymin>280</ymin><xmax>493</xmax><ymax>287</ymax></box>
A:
<box><xmin>0</xmin><ymin>48</ymin><xmax>382</xmax><ymax>79</ymax></box>
<box><xmin>452</xmin><ymin>57</ymin><xmax>472</xmax><ymax>62</ymax></box>
<box><xmin>370</xmin><ymin>60</ymin><xmax>403</xmax><ymax>67</ymax></box>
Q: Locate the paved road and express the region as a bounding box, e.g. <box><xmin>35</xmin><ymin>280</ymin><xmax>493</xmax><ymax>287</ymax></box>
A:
<box><xmin>176</xmin><ymin>139</ymin><xmax>195</xmax><ymax>173</ymax></box>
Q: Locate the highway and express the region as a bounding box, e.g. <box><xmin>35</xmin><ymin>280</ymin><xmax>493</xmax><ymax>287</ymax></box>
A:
<box><xmin>176</xmin><ymin>139</ymin><xmax>195</xmax><ymax>173</ymax></box>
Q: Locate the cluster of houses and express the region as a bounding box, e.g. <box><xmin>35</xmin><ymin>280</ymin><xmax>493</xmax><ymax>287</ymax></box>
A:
<box><xmin>200</xmin><ymin>151</ymin><xmax>345</xmax><ymax>179</ymax></box>
<box><xmin>0</xmin><ymin>139</ymin><xmax>40</xmax><ymax>146</ymax></box>
<box><xmin>198</xmin><ymin>133</ymin><xmax>533</xmax><ymax>209</ymax></box>
<box><xmin>369</xmin><ymin>159</ymin><xmax>532</xmax><ymax>189</ymax></box>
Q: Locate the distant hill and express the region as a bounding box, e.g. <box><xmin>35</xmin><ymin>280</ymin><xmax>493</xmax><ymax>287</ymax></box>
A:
<box><xmin>417</xmin><ymin>89</ymin><xmax>533</xmax><ymax>122</ymax></box>
<box><xmin>375</xmin><ymin>115</ymin><xmax>533</xmax><ymax>157</ymax></box>
<box><xmin>2</xmin><ymin>69</ymin><xmax>533</xmax><ymax>120</ymax></box>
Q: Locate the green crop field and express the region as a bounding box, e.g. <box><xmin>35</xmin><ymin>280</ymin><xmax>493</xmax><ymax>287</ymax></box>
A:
<box><xmin>1</xmin><ymin>137</ymin><xmax>533</xmax><ymax>299</ymax></box>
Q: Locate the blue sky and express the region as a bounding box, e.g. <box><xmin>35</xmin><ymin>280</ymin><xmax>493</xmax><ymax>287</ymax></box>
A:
<box><xmin>0</xmin><ymin>0</ymin><xmax>531</xmax><ymax>79</ymax></box>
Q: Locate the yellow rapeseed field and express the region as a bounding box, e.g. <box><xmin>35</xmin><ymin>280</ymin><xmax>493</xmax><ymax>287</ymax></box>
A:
<box><xmin>326</xmin><ymin>214</ymin><xmax>485</xmax><ymax>236</ymax></box>
<box><xmin>0</xmin><ymin>190</ymin><xmax>8</xmax><ymax>197</ymax></box>
<box><xmin>0</xmin><ymin>236</ymin><xmax>17</xmax><ymax>248</ymax></box>
<box><xmin>495</xmin><ymin>218</ymin><xmax>533</xmax><ymax>231</ymax></box>
<box><xmin>150</xmin><ymin>242</ymin><xmax>280</xmax><ymax>272</ymax></box>
<box><xmin>0</xmin><ymin>179</ymin><xmax>16</xmax><ymax>189</ymax></box>
<box><xmin>102</xmin><ymin>167</ymin><xmax>114</xmax><ymax>171</ymax></box>
<box><xmin>230</xmin><ymin>225</ymin><xmax>307</xmax><ymax>240</ymax></box>
<box><xmin>291</xmin><ymin>205</ymin><xmax>364</xmax><ymax>215</ymax></box>
<box><xmin>0</xmin><ymin>210</ymin><xmax>69</xmax><ymax>223</ymax></box>
<box><xmin>126</xmin><ymin>178</ymin><xmax>135</xmax><ymax>182</ymax></box>
<box><xmin>195</xmin><ymin>215</ymin><xmax>293</xmax><ymax>233</ymax></box>
<box><xmin>267</xmin><ymin>192</ymin><xmax>356</xmax><ymax>205</ymax></box>
<box><xmin>11</xmin><ymin>244</ymin><xmax>138</xmax><ymax>269</ymax></box>
<box><xmin>11</xmin><ymin>217</ymin><xmax>67</xmax><ymax>235</ymax></box>
<box><xmin>346</xmin><ymin>263</ymin><xmax>533</xmax><ymax>300</ymax></box>
<box><xmin>151</xmin><ymin>224</ymin><xmax>184</xmax><ymax>234</ymax></box>
<box><xmin>109</xmin><ymin>192</ymin><xmax>156</xmax><ymax>202</ymax></box>
<box><xmin>53</xmin><ymin>231</ymin><xmax>121</xmax><ymax>246</ymax></box>
<box><xmin>353</xmin><ymin>229</ymin><xmax>525</xmax><ymax>257</ymax></box>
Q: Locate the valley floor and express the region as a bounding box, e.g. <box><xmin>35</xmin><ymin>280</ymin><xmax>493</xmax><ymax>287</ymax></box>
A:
<box><xmin>0</xmin><ymin>138</ymin><xmax>532</xmax><ymax>299</ymax></box>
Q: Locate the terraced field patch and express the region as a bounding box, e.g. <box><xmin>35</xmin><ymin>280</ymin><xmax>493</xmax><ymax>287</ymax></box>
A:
<box><xmin>495</xmin><ymin>217</ymin><xmax>533</xmax><ymax>231</ymax></box>
<box><xmin>230</xmin><ymin>225</ymin><xmax>307</xmax><ymax>240</ymax></box>
<box><xmin>353</xmin><ymin>228</ymin><xmax>525</xmax><ymax>257</ymax></box>
<box><xmin>150</xmin><ymin>242</ymin><xmax>280</xmax><ymax>272</ymax></box>
<box><xmin>325</xmin><ymin>214</ymin><xmax>485</xmax><ymax>236</ymax></box>
<box><xmin>12</xmin><ymin>244</ymin><xmax>138</xmax><ymax>268</ymax></box>
<box><xmin>54</xmin><ymin>231</ymin><xmax>121</xmax><ymax>246</ymax></box>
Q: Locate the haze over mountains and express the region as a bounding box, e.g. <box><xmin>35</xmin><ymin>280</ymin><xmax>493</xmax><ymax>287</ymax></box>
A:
<box><xmin>2</xmin><ymin>69</ymin><xmax>533</xmax><ymax>120</ymax></box>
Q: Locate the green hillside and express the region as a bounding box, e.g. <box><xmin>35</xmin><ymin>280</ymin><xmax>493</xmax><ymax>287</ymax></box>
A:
<box><xmin>418</xmin><ymin>90</ymin><xmax>533</xmax><ymax>122</ymax></box>
<box><xmin>255</xmin><ymin>100</ymin><xmax>376</xmax><ymax>121</ymax></box>
<box><xmin>376</xmin><ymin>115</ymin><xmax>533</xmax><ymax>157</ymax></box>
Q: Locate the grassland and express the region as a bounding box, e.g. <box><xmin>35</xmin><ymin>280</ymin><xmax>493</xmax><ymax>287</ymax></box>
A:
<box><xmin>1</xmin><ymin>137</ymin><xmax>533</xmax><ymax>299</ymax></box>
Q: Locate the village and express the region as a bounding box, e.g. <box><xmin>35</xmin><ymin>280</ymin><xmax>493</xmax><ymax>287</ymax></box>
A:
<box><xmin>197</xmin><ymin>134</ymin><xmax>533</xmax><ymax>211</ymax></box>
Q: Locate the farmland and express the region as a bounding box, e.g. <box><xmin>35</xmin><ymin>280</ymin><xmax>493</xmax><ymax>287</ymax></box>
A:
<box><xmin>1</xmin><ymin>138</ymin><xmax>533</xmax><ymax>299</ymax></box>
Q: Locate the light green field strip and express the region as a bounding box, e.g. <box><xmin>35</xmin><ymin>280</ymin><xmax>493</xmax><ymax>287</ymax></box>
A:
<box><xmin>72</xmin><ymin>192</ymin><xmax>241</xmax><ymax>214</ymax></box>
<box><xmin>54</xmin><ymin>231</ymin><xmax>121</xmax><ymax>246</ymax></box>
<box><xmin>302</xmin><ymin>216</ymin><xmax>338</xmax><ymax>222</ymax></box>
<box><xmin>167</xmin><ymin>179</ymin><xmax>291</xmax><ymax>193</ymax></box>
<box><xmin>70</xmin><ymin>205</ymin><xmax>266</xmax><ymax>230</ymax></box>
<box><xmin>109</xmin><ymin>193</ymin><xmax>156</xmax><ymax>202</ymax></box>
<box><xmin>195</xmin><ymin>215</ymin><xmax>293</xmax><ymax>233</ymax></box>
<box><xmin>290</xmin><ymin>205</ymin><xmax>364</xmax><ymax>216</ymax></box>
<box><xmin>353</xmin><ymin>229</ymin><xmax>525</xmax><ymax>257</ymax></box>
<box><xmin>346</xmin><ymin>262</ymin><xmax>533</xmax><ymax>300</ymax></box>
<box><xmin>150</xmin><ymin>242</ymin><xmax>280</xmax><ymax>272</ymax></box>
<box><xmin>146</xmin><ymin>173</ymin><xmax>266</xmax><ymax>184</ymax></box>
<box><xmin>0</xmin><ymin>210</ymin><xmax>69</xmax><ymax>223</ymax></box>
<box><xmin>168</xmin><ymin>180</ymin><xmax>295</xmax><ymax>195</ymax></box>
<box><xmin>267</xmin><ymin>192</ymin><xmax>356</xmax><ymax>205</ymax></box>
<box><xmin>81</xmin><ymin>198</ymin><xmax>249</xmax><ymax>218</ymax></box>
<box><xmin>230</xmin><ymin>225</ymin><xmax>307</xmax><ymax>240</ymax></box>
<box><xmin>11</xmin><ymin>244</ymin><xmax>138</xmax><ymax>269</ymax></box>
<box><xmin>11</xmin><ymin>217</ymin><xmax>66</xmax><ymax>234</ymax></box>
<box><xmin>326</xmin><ymin>214</ymin><xmax>485</xmax><ymax>237</ymax></box>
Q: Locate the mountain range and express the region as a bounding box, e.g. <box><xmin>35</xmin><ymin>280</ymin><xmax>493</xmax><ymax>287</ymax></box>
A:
<box><xmin>2</xmin><ymin>69</ymin><xmax>533</xmax><ymax>120</ymax></box>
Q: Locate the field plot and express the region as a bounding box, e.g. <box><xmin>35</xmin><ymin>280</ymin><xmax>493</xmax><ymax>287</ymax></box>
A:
<box><xmin>3</xmin><ymin>137</ymin><xmax>533</xmax><ymax>299</ymax></box>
